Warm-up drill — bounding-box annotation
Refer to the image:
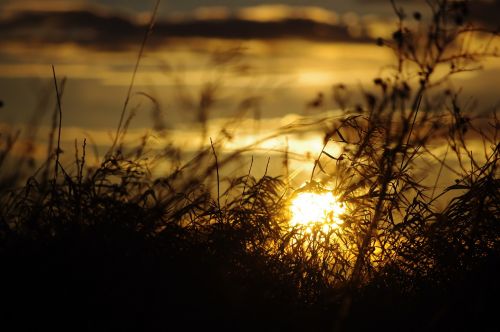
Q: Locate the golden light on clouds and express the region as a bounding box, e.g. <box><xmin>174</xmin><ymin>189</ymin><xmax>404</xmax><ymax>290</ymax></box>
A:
<box><xmin>193</xmin><ymin>6</ymin><xmax>231</xmax><ymax>21</ymax></box>
<box><xmin>236</xmin><ymin>5</ymin><xmax>338</xmax><ymax>24</ymax></box>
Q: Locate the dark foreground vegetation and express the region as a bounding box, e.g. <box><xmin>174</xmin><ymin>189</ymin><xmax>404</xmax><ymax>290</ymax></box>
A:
<box><xmin>1</xmin><ymin>1</ymin><xmax>499</xmax><ymax>331</ymax></box>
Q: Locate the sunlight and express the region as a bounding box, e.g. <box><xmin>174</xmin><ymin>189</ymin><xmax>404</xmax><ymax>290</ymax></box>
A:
<box><xmin>289</xmin><ymin>191</ymin><xmax>346</xmax><ymax>232</ymax></box>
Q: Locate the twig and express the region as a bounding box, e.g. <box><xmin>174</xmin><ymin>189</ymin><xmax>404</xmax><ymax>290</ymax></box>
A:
<box><xmin>240</xmin><ymin>155</ymin><xmax>254</xmax><ymax>205</ymax></box>
<box><xmin>398</xmin><ymin>91</ymin><xmax>424</xmax><ymax>174</ymax></box>
<box><xmin>250</xmin><ymin>157</ymin><xmax>271</xmax><ymax>211</ymax></box>
<box><xmin>79</xmin><ymin>138</ymin><xmax>87</xmax><ymax>186</ymax></box>
<box><xmin>51</xmin><ymin>65</ymin><xmax>63</xmax><ymax>180</ymax></box>
<box><xmin>210</xmin><ymin>137</ymin><xmax>221</xmax><ymax>218</ymax></box>
<box><xmin>310</xmin><ymin>139</ymin><xmax>330</xmax><ymax>182</ymax></box>
<box><xmin>430</xmin><ymin>144</ymin><xmax>449</xmax><ymax>200</ymax></box>
<box><xmin>110</xmin><ymin>0</ymin><xmax>161</xmax><ymax>153</ymax></box>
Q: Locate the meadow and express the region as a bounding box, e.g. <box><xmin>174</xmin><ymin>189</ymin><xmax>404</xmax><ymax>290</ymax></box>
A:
<box><xmin>0</xmin><ymin>1</ymin><xmax>499</xmax><ymax>331</ymax></box>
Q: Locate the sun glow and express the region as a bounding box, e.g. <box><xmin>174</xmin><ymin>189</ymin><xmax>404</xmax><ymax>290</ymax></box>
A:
<box><xmin>289</xmin><ymin>191</ymin><xmax>346</xmax><ymax>231</ymax></box>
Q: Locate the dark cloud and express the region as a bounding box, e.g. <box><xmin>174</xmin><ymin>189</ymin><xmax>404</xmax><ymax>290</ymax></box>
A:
<box><xmin>356</xmin><ymin>0</ymin><xmax>417</xmax><ymax>2</ymax></box>
<box><xmin>154</xmin><ymin>19</ymin><xmax>370</xmax><ymax>42</ymax></box>
<box><xmin>469</xmin><ymin>0</ymin><xmax>500</xmax><ymax>30</ymax></box>
<box><xmin>0</xmin><ymin>10</ymin><xmax>142</xmax><ymax>50</ymax></box>
<box><xmin>0</xmin><ymin>9</ymin><xmax>371</xmax><ymax>51</ymax></box>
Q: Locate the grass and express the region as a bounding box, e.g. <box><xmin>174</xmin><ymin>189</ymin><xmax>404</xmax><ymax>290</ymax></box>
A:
<box><xmin>0</xmin><ymin>0</ymin><xmax>499</xmax><ymax>331</ymax></box>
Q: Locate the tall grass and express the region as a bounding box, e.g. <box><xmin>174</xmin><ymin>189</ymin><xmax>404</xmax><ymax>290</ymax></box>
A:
<box><xmin>0</xmin><ymin>0</ymin><xmax>499</xmax><ymax>331</ymax></box>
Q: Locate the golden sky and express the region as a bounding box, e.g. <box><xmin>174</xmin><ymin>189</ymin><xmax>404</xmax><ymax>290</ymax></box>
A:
<box><xmin>0</xmin><ymin>0</ymin><xmax>498</xmax><ymax>186</ymax></box>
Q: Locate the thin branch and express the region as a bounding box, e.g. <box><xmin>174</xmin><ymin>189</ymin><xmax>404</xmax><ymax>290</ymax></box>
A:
<box><xmin>110</xmin><ymin>0</ymin><xmax>161</xmax><ymax>153</ymax></box>
<box><xmin>210</xmin><ymin>137</ymin><xmax>221</xmax><ymax>217</ymax></box>
<box><xmin>51</xmin><ymin>65</ymin><xmax>63</xmax><ymax>180</ymax></box>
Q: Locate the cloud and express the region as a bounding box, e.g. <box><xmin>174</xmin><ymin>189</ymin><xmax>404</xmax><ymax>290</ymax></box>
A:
<box><xmin>0</xmin><ymin>10</ymin><xmax>141</xmax><ymax>51</ymax></box>
<box><xmin>236</xmin><ymin>5</ymin><xmax>338</xmax><ymax>25</ymax></box>
<box><xmin>469</xmin><ymin>0</ymin><xmax>500</xmax><ymax>29</ymax></box>
<box><xmin>193</xmin><ymin>6</ymin><xmax>232</xmax><ymax>21</ymax></box>
<box><xmin>1</xmin><ymin>0</ymin><xmax>89</xmax><ymax>13</ymax></box>
<box><xmin>0</xmin><ymin>7</ymin><xmax>372</xmax><ymax>51</ymax></box>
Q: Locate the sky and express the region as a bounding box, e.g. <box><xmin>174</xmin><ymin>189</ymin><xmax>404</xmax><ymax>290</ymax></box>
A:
<box><xmin>0</xmin><ymin>0</ymin><xmax>418</xmax><ymax>17</ymax></box>
<box><xmin>0</xmin><ymin>0</ymin><xmax>499</xmax><ymax>183</ymax></box>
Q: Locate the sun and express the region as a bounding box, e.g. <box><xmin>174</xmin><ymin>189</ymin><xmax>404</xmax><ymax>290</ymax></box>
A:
<box><xmin>289</xmin><ymin>191</ymin><xmax>346</xmax><ymax>231</ymax></box>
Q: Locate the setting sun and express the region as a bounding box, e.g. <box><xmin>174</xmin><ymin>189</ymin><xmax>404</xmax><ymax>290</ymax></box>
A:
<box><xmin>289</xmin><ymin>191</ymin><xmax>346</xmax><ymax>230</ymax></box>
